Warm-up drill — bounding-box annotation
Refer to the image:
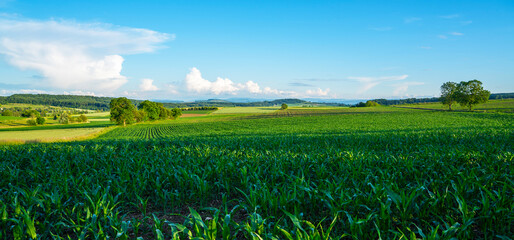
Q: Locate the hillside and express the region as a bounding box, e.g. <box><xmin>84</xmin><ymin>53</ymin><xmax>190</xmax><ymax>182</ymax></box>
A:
<box><xmin>0</xmin><ymin>94</ymin><xmax>333</xmax><ymax>110</ymax></box>
<box><xmin>1</xmin><ymin>92</ymin><xmax>513</xmax><ymax>110</ymax></box>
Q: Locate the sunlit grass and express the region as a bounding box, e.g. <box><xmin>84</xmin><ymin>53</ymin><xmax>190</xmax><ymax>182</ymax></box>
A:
<box><xmin>212</xmin><ymin>106</ymin><xmax>279</xmax><ymax>114</ymax></box>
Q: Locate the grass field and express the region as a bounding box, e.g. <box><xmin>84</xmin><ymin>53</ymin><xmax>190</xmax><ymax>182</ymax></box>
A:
<box><xmin>181</xmin><ymin>109</ymin><xmax>217</xmax><ymax>114</ymax></box>
<box><xmin>396</xmin><ymin>98</ymin><xmax>514</xmax><ymax>112</ymax></box>
<box><xmin>0</xmin><ymin>116</ymin><xmax>24</xmax><ymax>121</ymax></box>
<box><xmin>0</xmin><ymin>121</ymin><xmax>114</xmax><ymax>143</ymax></box>
<box><xmin>0</xmin><ymin>127</ymin><xmax>108</xmax><ymax>142</ymax></box>
<box><xmin>0</xmin><ymin>102</ymin><xmax>513</xmax><ymax>239</ymax></box>
<box><xmin>212</xmin><ymin>106</ymin><xmax>279</xmax><ymax>114</ymax></box>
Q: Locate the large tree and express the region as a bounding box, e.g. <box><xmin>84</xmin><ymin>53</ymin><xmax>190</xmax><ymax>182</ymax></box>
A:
<box><xmin>456</xmin><ymin>80</ymin><xmax>491</xmax><ymax>111</ymax></box>
<box><xmin>440</xmin><ymin>81</ymin><xmax>458</xmax><ymax>110</ymax></box>
<box><xmin>138</xmin><ymin>100</ymin><xmax>160</xmax><ymax>121</ymax></box>
<box><xmin>110</xmin><ymin>97</ymin><xmax>136</xmax><ymax>126</ymax></box>
<box><xmin>171</xmin><ymin>107</ymin><xmax>182</xmax><ymax>119</ymax></box>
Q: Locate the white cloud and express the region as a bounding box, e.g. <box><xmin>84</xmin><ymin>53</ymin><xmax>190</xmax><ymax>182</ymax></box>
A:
<box><xmin>392</xmin><ymin>82</ymin><xmax>424</xmax><ymax>96</ymax></box>
<box><xmin>461</xmin><ymin>20</ymin><xmax>472</xmax><ymax>25</ymax></box>
<box><xmin>438</xmin><ymin>35</ymin><xmax>448</xmax><ymax>39</ymax></box>
<box><xmin>0</xmin><ymin>17</ymin><xmax>169</xmax><ymax>92</ymax></box>
<box><xmin>185</xmin><ymin>67</ymin><xmax>284</xmax><ymax>96</ymax></box>
<box><xmin>64</xmin><ymin>90</ymin><xmax>97</xmax><ymax>96</ymax></box>
<box><xmin>182</xmin><ymin>67</ymin><xmax>306</xmax><ymax>98</ymax></box>
<box><xmin>449</xmin><ymin>32</ymin><xmax>463</xmax><ymax>36</ymax></box>
<box><xmin>140</xmin><ymin>78</ymin><xmax>159</xmax><ymax>91</ymax></box>
<box><xmin>238</xmin><ymin>80</ymin><xmax>262</xmax><ymax>94</ymax></box>
<box><xmin>420</xmin><ymin>46</ymin><xmax>432</xmax><ymax>49</ymax></box>
<box><xmin>164</xmin><ymin>83</ymin><xmax>179</xmax><ymax>94</ymax></box>
<box><xmin>348</xmin><ymin>75</ymin><xmax>408</xmax><ymax>93</ymax></box>
<box><xmin>305</xmin><ymin>88</ymin><xmax>330</xmax><ymax>97</ymax></box>
<box><xmin>185</xmin><ymin>67</ymin><xmax>238</xmax><ymax>95</ymax></box>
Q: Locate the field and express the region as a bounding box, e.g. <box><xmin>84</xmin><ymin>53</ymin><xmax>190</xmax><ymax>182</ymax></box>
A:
<box><xmin>0</xmin><ymin>102</ymin><xmax>513</xmax><ymax>239</ymax></box>
<box><xmin>0</xmin><ymin>121</ymin><xmax>113</xmax><ymax>143</ymax></box>
<box><xmin>212</xmin><ymin>106</ymin><xmax>279</xmax><ymax>114</ymax></box>
<box><xmin>396</xmin><ymin>98</ymin><xmax>514</xmax><ymax>112</ymax></box>
<box><xmin>0</xmin><ymin>127</ymin><xmax>108</xmax><ymax>142</ymax></box>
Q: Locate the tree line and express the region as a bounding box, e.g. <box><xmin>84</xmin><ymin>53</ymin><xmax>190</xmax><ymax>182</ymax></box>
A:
<box><xmin>110</xmin><ymin>98</ymin><xmax>182</xmax><ymax>126</ymax></box>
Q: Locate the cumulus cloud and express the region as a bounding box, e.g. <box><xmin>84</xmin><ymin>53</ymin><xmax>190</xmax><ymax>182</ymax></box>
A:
<box><xmin>235</xmin><ymin>80</ymin><xmax>260</xmax><ymax>94</ymax></box>
<box><xmin>140</xmin><ymin>78</ymin><xmax>159</xmax><ymax>91</ymax></box>
<box><xmin>164</xmin><ymin>83</ymin><xmax>179</xmax><ymax>94</ymax></box>
<box><xmin>185</xmin><ymin>68</ymin><xmax>239</xmax><ymax>95</ymax></box>
<box><xmin>348</xmin><ymin>75</ymin><xmax>408</xmax><ymax>93</ymax></box>
<box><xmin>392</xmin><ymin>82</ymin><xmax>424</xmax><ymax>96</ymax></box>
<box><xmin>305</xmin><ymin>88</ymin><xmax>330</xmax><ymax>97</ymax></box>
<box><xmin>185</xmin><ymin>67</ymin><xmax>286</xmax><ymax>96</ymax></box>
<box><xmin>0</xmin><ymin>17</ymin><xmax>170</xmax><ymax>92</ymax></box>
<box><xmin>64</xmin><ymin>90</ymin><xmax>97</xmax><ymax>96</ymax></box>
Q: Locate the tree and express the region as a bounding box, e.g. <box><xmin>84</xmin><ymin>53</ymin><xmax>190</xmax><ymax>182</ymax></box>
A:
<box><xmin>355</xmin><ymin>102</ymin><xmax>366</xmax><ymax>107</ymax></box>
<box><xmin>138</xmin><ymin>100</ymin><xmax>160</xmax><ymax>121</ymax></box>
<box><xmin>2</xmin><ymin>110</ymin><xmax>13</xmax><ymax>116</ymax></box>
<box><xmin>134</xmin><ymin>109</ymin><xmax>147</xmax><ymax>123</ymax></box>
<box><xmin>440</xmin><ymin>82</ymin><xmax>458</xmax><ymax>110</ymax></box>
<box><xmin>59</xmin><ymin>113</ymin><xmax>69</xmax><ymax>124</ymax></box>
<box><xmin>158</xmin><ymin>104</ymin><xmax>171</xmax><ymax>120</ymax></box>
<box><xmin>26</xmin><ymin>119</ymin><xmax>37</xmax><ymax>126</ymax></box>
<box><xmin>171</xmin><ymin>108</ymin><xmax>182</xmax><ymax>119</ymax></box>
<box><xmin>79</xmin><ymin>114</ymin><xmax>88</xmax><ymax>123</ymax></box>
<box><xmin>365</xmin><ymin>100</ymin><xmax>379</xmax><ymax>107</ymax></box>
<box><xmin>281</xmin><ymin>103</ymin><xmax>288</xmax><ymax>110</ymax></box>
<box><xmin>456</xmin><ymin>80</ymin><xmax>491</xmax><ymax>111</ymax></box>
<box><xmin>36</xmin><ymin>116</ymin><xmax>46</xmax><ymax>125</ymax></box>
<box><xmin>110</xmin><ymin>97</ymin><xmax>136</xmax><ymax>126</ymax></box>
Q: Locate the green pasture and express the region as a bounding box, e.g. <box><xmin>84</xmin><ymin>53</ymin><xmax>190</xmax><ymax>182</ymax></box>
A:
<box><xmin>84</xmin><ymin>111</ymin><xmax>110</xmax><ymax>118</ymax></box>
<box><xmin>0</xmin><ymin>127</ymin><xmax>107</xmax><ymax>142</ymax></box>
<box><xmin>397</xmin><ymin>98</ymin><xmax>514</xmax><ymax>112</ymax></box>
<box><xmin>212</xmin><ymin>106</ymin><xmax>279</xmax><ymax>114</ymax></box>
<box><xmin>0</xmin><ymin>116</ymin><xmax>24</xmax><ymax>121</ymax></box>
<box><xmin>181</xmin><ymin>109</ymin><xmax>216</xmax><ymax>114</ymax></box>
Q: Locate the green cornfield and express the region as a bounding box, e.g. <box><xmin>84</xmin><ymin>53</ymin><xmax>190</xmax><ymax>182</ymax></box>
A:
<box><xmin>0</xmin><ymin>107</ymin><xmax>513</xmax><ymax>239</ymax></box>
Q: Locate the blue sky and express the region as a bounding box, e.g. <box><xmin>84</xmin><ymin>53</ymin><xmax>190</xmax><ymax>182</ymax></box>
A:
<box><xmin>0</xmin><ymin>0</ymin><xmax>513</xmax><ymax>101</ymax></box>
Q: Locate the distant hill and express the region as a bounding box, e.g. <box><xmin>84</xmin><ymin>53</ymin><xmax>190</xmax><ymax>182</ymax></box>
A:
<box><xmin>0</xmin><ymin>94</ymin><xmax>334</xmax><ymax>110</ymax></box>
<box><xmin>1</xmin><ymin>93</ymin><xmax>512</xmax><ymax>110</ymax></box>
<box><xmin>0</xmin><ymin>94</ymin><xmax>121</xmax><ymax>111</ymax></box>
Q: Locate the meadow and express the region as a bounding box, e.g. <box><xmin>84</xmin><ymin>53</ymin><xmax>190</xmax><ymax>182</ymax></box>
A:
<box><xmin>0</xmin><ymin>120</ymin><xmax>113</xmax><ymax>143</ymax></box>
<box><xmin>396</xmin><ymin>98</ymin><xmax>514</xmax><ymax>113</ymax></box>
<box><xmin>0</xmin><ymin>102</ymin><xmax>513</xmax><ymax>239</ymax></box>
<box><xmin>212</xmin><ymin>106</ymin><xmax>279</xmax><ymax>114</ymax></box>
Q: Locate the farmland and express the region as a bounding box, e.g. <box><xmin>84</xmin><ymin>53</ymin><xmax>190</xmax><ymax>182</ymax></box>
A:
<box><xmin>396</xmin><ymin>98</ymin><xmax>514</xmax><ymax>113</ymax></box>
<box><xmin>0</xmin><ymin>103</ymin><xmax>513</xmax><ymax>239</ymax></box>
<box><xmin>212</xmin><ymin>106</ymin><xmax>280</xmax><ymax>114</ymax></box>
